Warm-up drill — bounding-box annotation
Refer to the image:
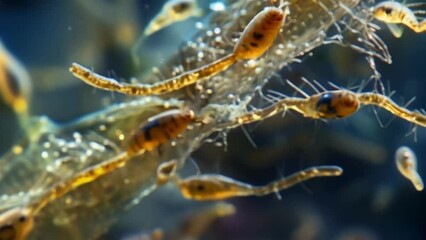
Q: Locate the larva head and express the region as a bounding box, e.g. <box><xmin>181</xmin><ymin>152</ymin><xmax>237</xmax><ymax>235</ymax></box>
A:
<box><xmin>178</xmin><ymin>177</ymin><xmax>232</xmax><ymax>201</ymax></box>
<box><xmin>0</xmin><ymin>208</ymin><xmax>33</xmax><ymax>240</ymax></box>
<box><xmin>171</xmin><ymin>0</ymin><xmax>193</xmax><ymax>13</ymax></box>
<box><xmin>315</xmin><ymin>90</ymin><xmax>359</xmax><ymax>119</ymax></box>
<box><xmin>168</xmin><ymin>0</ymin><xmax>197</xmax><ymax>19</ymax></box>
<box><xmin>233</xmin><ymin>6</ymin><xmax>288</xmax><ymax>60</ymax></box>
<box><xmin>371</xmin><ymin>2</ymin><xmax>403</xmax><ymax>23</ymax></box>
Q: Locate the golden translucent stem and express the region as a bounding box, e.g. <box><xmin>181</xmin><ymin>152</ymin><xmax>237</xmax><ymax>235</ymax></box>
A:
<box><xmin>70</xmin><ymin>54</ymin><xmax>236</xmax><ymax>96</ymax></box>
<box><xmin>252</xmin><ymin>166</ymin><xmax>343</xmax><ymax>196</ymax></box>
<box><xmin>223</xmin><ymin>91</ymin><xmax>426</xmax><ymax>129</ymax></box>
<box><xmin>357</xmin><ymin>93</ymin><xmax>426</xmax><ymax>127</ymax></box>
<box><xmin>225</xmin><ymin>97</ymin><xmax>307</xmax><ymax>128</ymax></box>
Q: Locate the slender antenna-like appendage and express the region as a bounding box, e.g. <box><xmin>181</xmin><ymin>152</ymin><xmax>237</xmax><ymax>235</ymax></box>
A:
<box><xmin>228</xmin><ymin>96</ymin><xmax>306</xmax><ymax>127</ymax></box>
<box><xmin>300</xmin><ymin>77</ymin><xmax>320</xmax><ymax>94</ymax></box>
<box><xmin>405</xmin><ymin>2</ymin><xmax>426</xmax><ymax>8</ymax></box>
<box><xmin>252</xmin><ymin>166</ymin><xmax>343</xmax><ymax>196</ymax></box>
<box><xmin>286</xmin><ymin>79</ymin><xmax>309</xmax><ymax>98</ymax></box>
<box><xmin>357</xmin><ymin>93</ymin><xmax>426</xmax><ymax>127</ymax></box>
<box><xmin>70</xmin><ymin>55</ymin><xmax>236</xmax><ymax>95</ymax></box>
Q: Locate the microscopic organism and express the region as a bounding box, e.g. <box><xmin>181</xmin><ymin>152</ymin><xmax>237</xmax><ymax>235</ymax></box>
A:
<box><xmin>0</xmin><ymin>0</ymin><xmax>425</xmax><ymax>239</ymax></box>
<box><xmin>395</xmin><ymin>146</ymin><xmax>424</xmax><ymax>191</ymax></box>
<box><xmin>372</xmin><ymin>1</ymin><xmax>426</xmax><ymax>37</ymax></box>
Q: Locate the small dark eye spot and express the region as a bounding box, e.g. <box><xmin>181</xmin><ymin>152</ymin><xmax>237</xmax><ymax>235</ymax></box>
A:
<box><xmin>19</xmin><ymin>215</ymin><xmax>27</xmax><ymax>222</ymax></box>
<box><xmin>196</xmin><ymin>184</ymin><xmax>205</xmax><ymax>192</ymax></box>
<box><xmin>252</xmin><ymin>32</ymin><xmax>264</xmax><ymax>40</ymax></box>
<box><xmin>173</xmin><ymin>2</ymin><xmax>191</xmax><ymax>13</ymax></box>
<box><xmin>316</xmin><ymin>93</ymin><xmax>332</xmax><ymax>109</ymax></box>
<box><xmin>384</xmin><ymin>7</ymin><xmax>392</xmax><ymax>15</ymax></box>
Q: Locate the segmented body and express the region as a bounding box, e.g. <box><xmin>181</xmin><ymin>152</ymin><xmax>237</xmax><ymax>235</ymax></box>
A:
<box><xmin>127</xmin><ymin>109</ymin><xmax>195</xmax><ymax>153</ymax></box>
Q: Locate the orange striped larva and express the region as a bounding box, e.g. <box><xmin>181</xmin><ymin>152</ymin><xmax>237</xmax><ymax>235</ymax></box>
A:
<box><xmin>233</xmin><ymin>6</ymin><xmax>288</xmax><ymax>60</ymax></box>
<box><xmin>313</xmin><ymin>90</ymin><xmax>360</xmax><ymax>119</ymax></box>
<box><xmin>127</xmin><ymin>109</ymin><xmax>195</xmax><ymax>154</ymax></box>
